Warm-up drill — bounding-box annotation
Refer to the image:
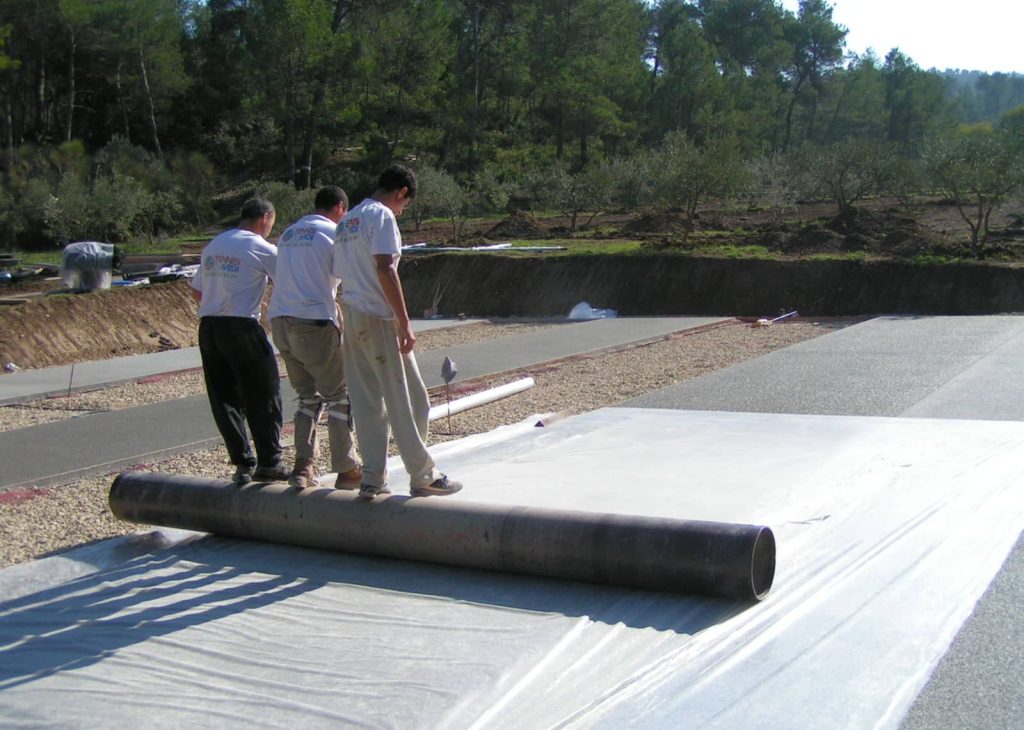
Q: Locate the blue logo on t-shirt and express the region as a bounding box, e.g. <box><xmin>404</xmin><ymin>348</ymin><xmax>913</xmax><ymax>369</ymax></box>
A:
<box><xmin>204</xmin><ymin>254</ymin><xmax>241</xmax><ymax>274</ymax></box>
<box><xmin>281</xmin><ymin>227</ymin><xmax>316</xmax><ymax>247</ymax></box>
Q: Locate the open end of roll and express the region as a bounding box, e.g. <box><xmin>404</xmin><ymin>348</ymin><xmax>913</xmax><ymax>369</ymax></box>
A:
<box><xmin>750</xmin><ymin>526</ymin><xmax>777</xmax><ymax>600</ymax></box>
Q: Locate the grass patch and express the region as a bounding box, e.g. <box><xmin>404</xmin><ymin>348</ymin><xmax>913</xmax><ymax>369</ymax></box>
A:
<box><xmin>806</xmin><ymin>251</ymin><xmax>869</xmax><ymax>262</ymax></box>
<box><xmin>685</xmin><ymin>243</ymin><xmax>774</xmax><ymax>259</ymax></box>
<box><xmin>912</xmin><ymin>252</ymin><xmax>960</xmax><ymax>265</ymax></box>
<box><xmin>13</xmin><ymin>250</ymin><xmax>62</xmax><ymax>266</ymax></box>
<box><xmin>533</xmin><ymin>238</ymin><xmax>645</xmax><ymax>255</ymax></box>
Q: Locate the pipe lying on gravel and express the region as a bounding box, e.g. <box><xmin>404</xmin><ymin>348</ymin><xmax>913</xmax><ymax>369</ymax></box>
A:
<box><xmin>428</xmin><ymin>377</ymin><xmax>535</xmax><ymax>422</ymax></box>
<box><xmin>109</xmin><ymin>471</ymin><xmax>775</xmax><ymax>600</ymax></box>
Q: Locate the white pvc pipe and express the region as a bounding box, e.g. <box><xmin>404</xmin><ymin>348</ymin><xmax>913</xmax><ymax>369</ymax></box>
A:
<box><xmin>429</xmin><ymin>377</ymin><xmax>535</xmax><ymax>422</ymax></box>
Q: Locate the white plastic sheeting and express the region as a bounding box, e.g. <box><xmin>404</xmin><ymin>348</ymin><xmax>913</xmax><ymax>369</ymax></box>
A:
<box><xmin>568</xmin><ymin>301</ymin><xmax>618</xmax><ymax>321</ymax></box>
<box><xmin>2</xmin><ymin>408</ymin><xmax>1023</xmax><ymax>728</ymax></box>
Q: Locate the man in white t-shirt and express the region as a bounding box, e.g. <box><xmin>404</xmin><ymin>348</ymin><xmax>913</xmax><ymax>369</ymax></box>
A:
<box><xmin>269</xmin><ymin>186</ymin><xmax>362</xmax><ymax>490</ymax></box>
<box><xmin>190</xmin><ymin>198</ymin><xmax>288</xmax><ymax>485</ymax></box>
<box><xmin>334</xmin><ymin>165</ymin><xmax>462</xmax><ymax>500</ymax></box>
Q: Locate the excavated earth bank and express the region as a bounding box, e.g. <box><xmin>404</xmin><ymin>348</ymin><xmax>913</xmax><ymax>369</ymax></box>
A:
<box><xmin>2</xmin><ymin>255</ymin><xmax>1024</xmax><ymax>371</ymax></box>
<box><xmin>401</xmin><ymin>254</ymin><xmax>1024</xmax><ymax>318</ymax></box>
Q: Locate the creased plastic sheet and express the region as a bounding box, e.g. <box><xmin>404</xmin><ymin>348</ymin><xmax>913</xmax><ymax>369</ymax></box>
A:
<box><xmin>2</xmin><ymin>408</ymin><xmax>1023</xmax><ymax>729</ymax></box>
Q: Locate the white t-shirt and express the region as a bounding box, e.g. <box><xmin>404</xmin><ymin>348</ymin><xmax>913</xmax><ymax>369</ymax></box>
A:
<box><xmin>333</xmin><ymin>199</ymin><xmax>401</xmax><ymax>319</ymax></box>
<box><xmin>191</xmin><ymin>228</ymin><xmax>277</xmax><ymax>320</ymax></box>
<box><xmin>268</xmin><ymin>213</ymin><xmax>340</xmax><ymax>325</ymax></box>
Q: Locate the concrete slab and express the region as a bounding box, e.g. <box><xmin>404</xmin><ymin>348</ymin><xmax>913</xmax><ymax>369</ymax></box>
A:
<box><xmin>0</xmin><ymin>318</ymin><xmax>483</xmax><ymax>405</ymax></box>
<box><xmin>415</xmin><ymin>316</ymin><xmax>727</xmax><ymax>386</ymax></box>
<box><xmin>0</xmin><ymin>347</ymin><xmax>205</xmax><ymax>405</ymax></box>
<box><xmin>624</xmin><ymin>315</ymin><xmax>1024</xmax><ymax>420</ymax></box>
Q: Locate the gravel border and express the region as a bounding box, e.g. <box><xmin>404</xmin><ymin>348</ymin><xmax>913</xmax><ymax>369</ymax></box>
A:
<box><xmin>0</xmin><ymin>321</ymin><xmax>556</xmax><ymax>432</ymax></box>
<box><xmin>0</xmin><ymin>320</ymin><xmax>844</xmax><ymax>568</ymax></box>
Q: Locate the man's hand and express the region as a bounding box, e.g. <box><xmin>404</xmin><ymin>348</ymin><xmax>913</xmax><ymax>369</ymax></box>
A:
<box><xmin>396</xmin><ymin>320</ymin><xmax>416</xmax><ymax>353</ymax></box>
<box><xmin>375</xmin><ymin>253</ymin><xmax>415</xmax><ymax>353</ymax></box>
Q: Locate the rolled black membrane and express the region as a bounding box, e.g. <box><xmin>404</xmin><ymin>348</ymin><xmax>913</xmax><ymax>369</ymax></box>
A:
<box><xmin>110</xmin><ymin>471</ymin><xmax>775</xmax><ymax>601</ymax></box>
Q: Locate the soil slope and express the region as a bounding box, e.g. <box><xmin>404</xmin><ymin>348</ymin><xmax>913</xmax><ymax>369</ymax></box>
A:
<box><xmin>0</xmin><ymin>281</ymin><xmax>199</xmax><ymax>370</ymax></box>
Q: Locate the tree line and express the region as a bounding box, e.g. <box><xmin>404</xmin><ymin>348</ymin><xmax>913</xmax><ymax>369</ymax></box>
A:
<box><xmin>0</xmin><ymin>0</ymin><xmax>1023</xmax><ymax>257</ymax></box>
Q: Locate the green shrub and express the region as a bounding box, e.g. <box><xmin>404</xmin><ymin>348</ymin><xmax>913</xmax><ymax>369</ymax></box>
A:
<box><xmin>255</xmin><ymin>182</ymin><xmax>315</xmax><ymax>236</ymax></box>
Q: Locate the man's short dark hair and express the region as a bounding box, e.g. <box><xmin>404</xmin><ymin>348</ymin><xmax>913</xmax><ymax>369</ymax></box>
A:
<box><xmin>240</xmin><ymin>197</ymin><xmax>274</xmax><ymax>221</ymax></box>
<box><xmin>315</xmin><ymin>185</ymin><xmax>348</xmax><ymax>211</ymax></box>
<box><xmin>377</xmin><ymin>165</ymin><xmax>417</xmax><ymax>199</ymax></box>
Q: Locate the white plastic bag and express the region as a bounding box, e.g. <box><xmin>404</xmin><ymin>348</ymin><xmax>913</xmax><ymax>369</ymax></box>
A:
<box><xmin>568</xmin><ymin>301</ymin><xmax>619</xmax><ymax>320</ymax></box>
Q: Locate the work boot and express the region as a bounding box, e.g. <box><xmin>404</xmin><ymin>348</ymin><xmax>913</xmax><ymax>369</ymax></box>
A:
<box><xmin>410</xmin><ymin>475</ymin><xmax>463</xmax><ymax>498</ymax></box>
<box><xmin>253</xmin><ymin>463</ymin><xmax>290</xmax><ymax>482</ymax></box>
<box><xmin>288</xmin><ymin>459</ymin><xmax>320</xmax><ymax>490</ymax></box>
<box><xmin>334</xmin><ymin>464</ymin><xmax>363</xmax><ymax>491</ymax></box>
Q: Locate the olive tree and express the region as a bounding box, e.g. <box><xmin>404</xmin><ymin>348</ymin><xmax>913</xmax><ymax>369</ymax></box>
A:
<box><xmin>651</xmin><ymin>132</ymin><xmax>746</xmax><ymax>238</ymax></box>
<box><xmin>413</xmin><ymin>165</ymin><xmax>469</xmax><ymax>242</ymax></box>
<box><xmin>540</xmin><ymin>159</ymin><xmax>617</xmax><ymax>233</ymax></box>
<box><xmin>743</xmin><ymin>153</ymin><xmax>799</xmax><ymax>225</ymax></box>
<box><xmin>792</xmin><ymin>139</ymin><xmax>895</xmax><ymax>212</ymax></box>
<box><xmin>924</xmin><ymin>127</ymin><xmax>1024</xmax><ymax>258</ymax></box>
<box><xmin>255</xmin><ymin>182</ymin><xmax>315</xmax><ymax>238</ymax></box>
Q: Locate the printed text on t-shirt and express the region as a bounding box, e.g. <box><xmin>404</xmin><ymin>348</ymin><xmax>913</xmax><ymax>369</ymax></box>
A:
<box><xmin>204</xmin><ymin>254</ymin><xmax>242</xmax><ymax>274</ymax></box>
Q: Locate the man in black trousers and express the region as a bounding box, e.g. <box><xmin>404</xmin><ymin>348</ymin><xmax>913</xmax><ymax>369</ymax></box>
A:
<box><xmin>190</xmin><ymin>197</ymin><xmax>288</xmax><ymax>485</ymax></box>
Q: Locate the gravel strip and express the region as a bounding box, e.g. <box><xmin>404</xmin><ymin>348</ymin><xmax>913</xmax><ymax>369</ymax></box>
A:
<box><xmin>0</xmin><ymin>320</ymin><xmax>842</xmax><ymax>568</ymax></box>
<box><xmin>0</xmin><ymin>321</ymin><xmax>555</xmax><ymax>432</ymax></box>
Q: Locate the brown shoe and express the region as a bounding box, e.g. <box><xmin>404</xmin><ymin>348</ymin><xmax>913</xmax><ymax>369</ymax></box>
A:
<box><xmin>288</xmin><ymin>459</ymin><xmax>320</xmax><ymax>490</ymax></box>
<box><xmin>334</xmin><ymin>465</ymin><xmax>363</xmax><ymax>490</ymax></box>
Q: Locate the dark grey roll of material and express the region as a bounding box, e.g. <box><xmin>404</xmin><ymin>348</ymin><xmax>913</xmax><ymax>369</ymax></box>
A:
<box><xmin>109</xmin><ymin>471</ymin><xmax>776</xmax><ymax>601</ymax></box>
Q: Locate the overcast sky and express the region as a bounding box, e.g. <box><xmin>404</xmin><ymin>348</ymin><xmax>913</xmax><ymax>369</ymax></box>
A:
<box><xmin>779</xmin><ymin>0</ymin><xmax>1023</xmax><ymax>74</ymax></box>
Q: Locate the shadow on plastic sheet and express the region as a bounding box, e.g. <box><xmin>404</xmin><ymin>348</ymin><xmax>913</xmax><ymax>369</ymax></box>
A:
<box><xmin>154</xmin><ymin>533</ymin><xmax>751</xmax><ymax>633</ymax></box>
<box><xmin>0</xmin><ymin>535</ymin><xmax>326</xmax><ymax>691</ymax></box>
<box><xmin>0</xmin><ymin>530</ymin><xmax>753</xmax><ymax>690</ymax></box>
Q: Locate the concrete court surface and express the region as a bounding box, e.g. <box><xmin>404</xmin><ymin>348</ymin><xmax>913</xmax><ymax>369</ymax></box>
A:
<box><xmin>0</xmin><ymin>316</ymin><xmax>726</xmax><ymax>490</ymax></box>
<box><xmin>0</xmin><ymin>317</ymin><xmax>481</xmax><ymax>406</ymax></box>
<box><xmin>624</xmin><ymin>314</ymin><xmax>1024</xmax><ymax>729</ymax></box>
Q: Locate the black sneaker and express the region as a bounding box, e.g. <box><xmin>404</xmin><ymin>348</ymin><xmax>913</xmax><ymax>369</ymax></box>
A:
<box><xmin>357</xmin><ymin>483</ymin><xmax>392</xmax><ymax>500</ymax></box>
<box><xmin>253</xmin><ymin>463</ymin><xmax>290</xmax><ymax>482</ymax></box>
<box><xmin>232</xmin><ymin>465</ymin><xmax>253</xmax><ymax>486</ymax></box>
<box><xmin>411</xmin><ymin>475</ymin><xmax>463</xmax><ymax>498</ymax></box>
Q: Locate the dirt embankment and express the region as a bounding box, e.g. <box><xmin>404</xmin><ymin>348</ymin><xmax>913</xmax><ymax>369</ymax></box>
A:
<box><xmin>400</xmin><ymin>255</ymin><xmax>1024</xmax><ymax>319</ymax></box>
<box><xmin>0</xmin><ymin>281</ymin><xmax>199</xmax><ymax>370</ymax></box>
<box><xmin>5</xmin><ymin>250</ymin><xmax>1024</xmax><ymax>372</ymax></box>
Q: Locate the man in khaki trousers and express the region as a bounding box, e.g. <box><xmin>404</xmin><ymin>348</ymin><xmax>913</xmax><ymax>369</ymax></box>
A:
<box><xmin>333</xmin><ymin>165</ymin><xmax>462</xmax><ymax>500</ymax></box>
<box><xmin>269</xmin><ymin>186</ymin><xmax>362</xmax><ymax>490</ymax></box>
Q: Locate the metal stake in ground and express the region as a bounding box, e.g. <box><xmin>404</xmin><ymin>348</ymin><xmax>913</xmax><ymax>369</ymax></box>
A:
<box><xmin>66</xmin><ymin>363</ymin><xmax>75</xmax><ymax>411</ymax></box>
<box><xmin>441</xmin><ymin>356</ymin><xmax>458</xmax><ymax>434</ymax></box>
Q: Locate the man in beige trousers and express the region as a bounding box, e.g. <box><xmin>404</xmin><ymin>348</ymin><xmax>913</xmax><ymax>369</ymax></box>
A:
<box><xmin>269</xmin><ymin>186</ymin><xmax>362</xmax><ymax>490</ymax></box>
<box><xmin>333</xmin><ymin>165</ymin><xmax>462</xmax><ymax>500</ymax></box>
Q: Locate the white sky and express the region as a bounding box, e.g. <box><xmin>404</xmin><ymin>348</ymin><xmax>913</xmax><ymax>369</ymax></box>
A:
<box><xmin>779</xmin><ymin>0</ymin><xmax>1024</xmax><ymax>74</ymax></box>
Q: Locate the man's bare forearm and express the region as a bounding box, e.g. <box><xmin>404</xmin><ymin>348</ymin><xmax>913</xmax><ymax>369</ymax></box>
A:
<box><xmin>375</xmin><ymin>255</ymin><xmax>416</xmax><ymax>353</ymax></box>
